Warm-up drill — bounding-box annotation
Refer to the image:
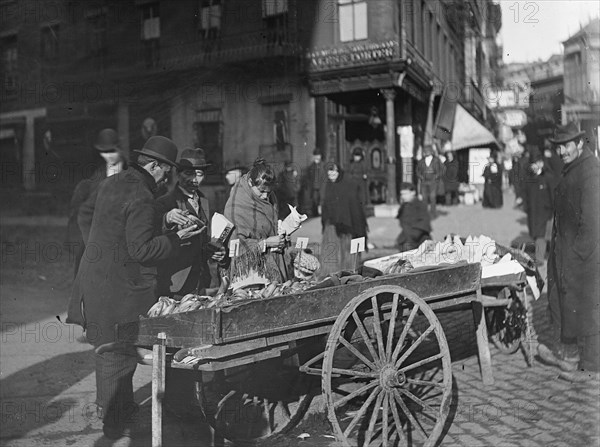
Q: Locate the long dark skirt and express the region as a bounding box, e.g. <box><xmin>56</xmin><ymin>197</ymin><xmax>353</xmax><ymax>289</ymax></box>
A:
<box><xmin>482</xmin><ymin>181</ymin><xmax>503</xmax><ymax>208</ymax></box>
<box><xmin>320</xmin><ymin>224</ymin><xmax>359</xmax><ymax>279</ymax></box>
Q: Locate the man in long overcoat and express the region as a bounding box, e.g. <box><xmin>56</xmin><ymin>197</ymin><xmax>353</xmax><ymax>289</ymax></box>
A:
<box><xmin>416</xmin><ymin>145</ymin><xmax>444</xmax><ymax>217</ymax></box>
<box><xmin>537</xmin><ymin>123</ymin><xmax>600</xmax><ymax>382</ymax></box>
<box><xmin>66</xmin><ymin>136</ymin><xmax>202</xmax><ymax>439</ymax></box>
<box><xmin>66</xmin><ymin>128</ymin><xmax>126</xmax><ymax>277</ymax></box>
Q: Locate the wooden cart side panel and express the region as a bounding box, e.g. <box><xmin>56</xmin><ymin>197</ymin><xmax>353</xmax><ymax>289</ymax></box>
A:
<box><xmin>117</xmin><ymin>263</ymin><xmax>481</xmax><ymax>348</ymax></box>
<box><xmin>219</xmin><ymin>263</ymin><xmax>481</xmax><ymax>344</ymax></box>
<box><xmin>117</xmin><ymin>304</ymin><xmax>221</xmax><ymax>347</ymax></box>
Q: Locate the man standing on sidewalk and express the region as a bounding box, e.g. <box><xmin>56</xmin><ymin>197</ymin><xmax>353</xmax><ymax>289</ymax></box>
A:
<box><xmin>67</xmin><ymin>136</ymin><xmax>203</xmax><ymax>439</ymax></box>
<box><xmin>537</xmin><ymin>123</ymin><xmax>600</xmax><ymax>382</ymax></box>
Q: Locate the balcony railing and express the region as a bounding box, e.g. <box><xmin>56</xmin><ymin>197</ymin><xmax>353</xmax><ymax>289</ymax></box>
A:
<box><xmin>307</xmin><ymin>40</ymin><xmax>400</xmax><ymax>72</ymax></box>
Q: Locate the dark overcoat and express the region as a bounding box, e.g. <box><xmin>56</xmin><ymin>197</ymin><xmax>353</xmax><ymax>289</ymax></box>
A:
<box><xmin>66</xmin><ymin>165</ymin><xmax>180</xmax><ymax>346</ymax></box>
<box><xmin>548</xmin><ymin>148</ymin><xmax>600</xmax><ymax>338</ymax></box>
<box><xmin>155</xmin><ymin>185</ymin><xmax>212</xmax><ymax>296</ymax></box>
<box><xmin>66</xmin><ymin>168</ymin><xmax>109</xmax><ymax>275</ymax></box>
<box><xmin>522</xmin><ymin>168</ymin><xmax>555</xmax><ymax>239</ymax></box>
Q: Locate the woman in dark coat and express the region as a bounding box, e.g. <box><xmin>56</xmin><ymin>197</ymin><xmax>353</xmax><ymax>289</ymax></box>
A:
<box><xmin>482</xmin><ymin>153</ymin><xmax>503</xmax><ymax>208</ymax></box>
<box><xmin>320</xmin><ymin>162</ymin><xmax>367</xmax><ymax>277</ymax></box>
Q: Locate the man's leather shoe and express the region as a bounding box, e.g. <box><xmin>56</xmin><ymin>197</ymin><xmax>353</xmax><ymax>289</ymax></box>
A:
<box><xmin>559</xmin><ymin>370</ymin><xmax>600</xmax><ymax>383</ymax></box>
<box><xmin>536</xmin><ymin>344</ymin><xmax>578</xmax><ymax>372</ymax></box>
<box><xmin>103</xmin><ymin>425</ymin><xmax>133</xmax><ymax>440</ymax></box>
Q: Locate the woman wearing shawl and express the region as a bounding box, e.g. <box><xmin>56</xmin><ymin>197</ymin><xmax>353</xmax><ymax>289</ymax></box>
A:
<box><xmin>320</xmin><ymin>162</ymin><xmax>368</xmax><ymax>277</ymax></box>
<box><xmin>224</xmin><ymin>159</ymin><xmax>291</xmax><ymax>284</ymax></box>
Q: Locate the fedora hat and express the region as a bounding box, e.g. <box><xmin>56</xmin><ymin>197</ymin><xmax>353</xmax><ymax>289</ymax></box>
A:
<box><xmin>178</xmin><ymin>148</ymin><xmax>211</xmax><ymax>170</ymax></box>
<box><xmin>94</xmin><ymin>128</ymin><xmax>120</xmax><ymax>152</ymax></box>
<box><xmin>548</xmin><ymin>122</ymin><xmax>585</xmax><ymax>145</ymax></box>
<box><xmin>134</xmin><ymin>136</ymin><xmax>178</xmax><ymax>167</ymax></box>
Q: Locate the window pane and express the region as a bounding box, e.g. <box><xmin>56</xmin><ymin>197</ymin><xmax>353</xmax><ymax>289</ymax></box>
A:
<box><xmin>210</xmin><ymin>4</ymin><xmax>221</xmax><ymax>28</ymax></box>
<box><xmin>339</xmin><ymin>4</ymin><xmax>354</xmax><ymax>42</ymax></box>
<box><xmin>353</xmin><ymin>2</ymin><xmax>367</xmax><ymax>40</ymax></box>
<box><xmin>201</xmin><ymin>7</ymin><xmax>209</xmax><ymax>29</ymax></box>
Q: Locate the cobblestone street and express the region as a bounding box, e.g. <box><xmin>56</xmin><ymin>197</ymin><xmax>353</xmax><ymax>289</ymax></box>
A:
<box><xmin>1</xmin><ymin>191</ymin><xmax>599</xmax><ymax>446</ymax></box>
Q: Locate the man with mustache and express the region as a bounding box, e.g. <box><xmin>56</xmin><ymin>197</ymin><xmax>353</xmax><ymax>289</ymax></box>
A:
<box><xmin>537</xmin><ymin>123</ymin><xmax>600</xmax><ymax>383</ymax></box>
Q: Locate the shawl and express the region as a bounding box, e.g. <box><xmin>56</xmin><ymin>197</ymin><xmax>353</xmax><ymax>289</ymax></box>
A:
<box><xmin>321</xmin><ymin>173</ymin><xmax>367</xmax><ymax>238</ymax></box>
<box><xmin>224</xmin><ymin>173</ymin><xmax>288</xmax><ymax>282</ymax></box>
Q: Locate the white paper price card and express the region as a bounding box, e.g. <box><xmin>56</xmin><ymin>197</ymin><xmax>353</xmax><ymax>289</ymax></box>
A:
<box><xmin>295</xmin><ymin>237</ymin><xmax>309</xmax><ymax>249</ymax></box>
<box><xmin>229</xmin><ymin>239</ymin><xmax>240</xmax><ymax>257</ymax></box>
<box><xmin>350</xmin><ymin>237</ymin><xmax>366</xmax><ymax>254</ymax></box>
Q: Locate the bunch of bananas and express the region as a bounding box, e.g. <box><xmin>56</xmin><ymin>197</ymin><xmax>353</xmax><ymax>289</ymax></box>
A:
<box><xmin>147</xmin><ymin>296</ymin><xmax>179</xmax><ymax>317</ymax></box>
<box><xmin>146</xmin><ymin>294</ymin><xmax>212</xmax><ymax>317</ymax></box>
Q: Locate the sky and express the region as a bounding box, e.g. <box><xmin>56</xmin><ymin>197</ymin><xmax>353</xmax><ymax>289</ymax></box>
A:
<box><xmin>498</xmin><ymin>0</ymin><xmax>600</xmax><ymax>63</ymax></box>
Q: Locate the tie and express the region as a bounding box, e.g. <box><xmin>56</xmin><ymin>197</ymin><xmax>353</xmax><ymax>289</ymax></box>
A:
<box><xmin>188</xmin><ymin>193</ymin><xmax>199</xmax><ymax>215</ymax></box>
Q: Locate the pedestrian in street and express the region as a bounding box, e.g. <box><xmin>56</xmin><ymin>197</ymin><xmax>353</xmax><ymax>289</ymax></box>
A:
<box><xmin>522</xmin><ymin>147</ymin><xmax>555</xmax><ymax>265</ymax></box>
<box><xmin>395</xmin><ymin>182</ymin><xmax>432</xmax><ymax>252</ymax></box>
<box><xmin>66</xmin><ymin>136</ymin><xmax>202</xmax><ymax>440</ymax></box>
<box><xmin>320</xmin><ymin>161</ymin><xmax>368</xmax><ymax>277</ymax></box>
<box><xmin>156</xmin><ymin>148</ymin><xmax>227</xmax><ymax>297</ymax></box>
<box><xmin>482</xmin><ymin>152</ymin><xmax>503</xmax><ymax>208</ymax></box>
<box><xmin>537</xmin><ymin>123</ymin><xmax>600</xmax><ymax>382</ymax></box>
<box><xmin>443</xmin><ymin>150</ymin><xmax>460</xmax><ymax>206</ymax></box>
<box><xmin>275</xmin><ymin>161</ymin><xmax>300</xmax><ymax>218</ymax></box>
<box><xmin>66</xmin><ymin>128</ymin><xmax>126</xmax><ymax>277</ymax></box>
<box><xmin>299</xmin><ymin>148</ymin><xmax>325</xmax><ymax>217</ymax></box>
<box><xmin>347</xmin><ymin>147</ymin><xmax>369</xmax><ymax>208</ymax></box>
<box><xmin>224</xmin><ymin>158</ymin><xmax>291</xmax><ymax>284</ymax></box>
<box><xmin>416</xmin><ymin>144</ymin><xmax>443</xmax><ymax>217</ymax></box>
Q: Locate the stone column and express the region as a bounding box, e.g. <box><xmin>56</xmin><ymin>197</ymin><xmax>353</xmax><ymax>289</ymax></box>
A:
<box><xmin>382</xmin><ymin>88</ymin><xmax>397</xmax><ymax>204</ymax></box>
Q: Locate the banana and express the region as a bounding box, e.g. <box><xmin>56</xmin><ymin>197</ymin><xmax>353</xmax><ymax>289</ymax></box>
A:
<box><xmin>261</xmin><ymin>282</ymin><xmax>278</xmax><ymax>299</ymax></box>
<box><xmin>147</xmin><ymin>301</ymin><xmax>165</xmax><ymax>318</ymax></box>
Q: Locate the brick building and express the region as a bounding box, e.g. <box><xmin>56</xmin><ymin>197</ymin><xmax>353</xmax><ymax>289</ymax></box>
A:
<box><xmin>1</xmin><ymin>0</ymin><xmax>502</xmax><ymax>207</ymax></box>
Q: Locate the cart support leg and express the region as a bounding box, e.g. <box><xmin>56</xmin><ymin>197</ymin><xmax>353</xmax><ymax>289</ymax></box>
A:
<box><xmin>152</xmin><ymin>332</ymin><xmax>167</xmax><ymax>447</ymax></box>
<box><xmin>472</xmin><ymin>298</ymin><xmax>494</xmax><ymax>385</ymax></box>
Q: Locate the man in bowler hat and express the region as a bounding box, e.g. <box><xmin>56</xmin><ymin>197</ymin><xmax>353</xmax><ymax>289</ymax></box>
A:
<box><xmin>66</xmin><ymin>128</ymin><xmax>126</xmax><ymax>277</ymax></box>
<box><xmin>67</xmin><ymin>136</ymin><xmax>203</xmax><ymax>439</ymax></box>
<box><xmin>537</xmin><ymin>123</ymin><xmax>600</xmax><ymax>383</ymax></box>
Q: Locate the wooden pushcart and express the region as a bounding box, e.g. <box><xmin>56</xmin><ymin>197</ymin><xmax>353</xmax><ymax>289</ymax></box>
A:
<box><xmin>118</xmin><ymin>262</ymin><xmax>493</xmax><ymax>447</ymax></box>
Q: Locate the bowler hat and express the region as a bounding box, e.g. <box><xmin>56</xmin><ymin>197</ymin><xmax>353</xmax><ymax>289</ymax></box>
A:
<box><xmin>178</xmin><ymin>148</ymin><xmax>212</xmax><ymax>170</ymax></box>
<box><xmin>312</xmin><ymin>148</ymin><xmax>322</xmax><ymax>156</ymax></box>
<box><xmin>548</xmin><ymin>122</ymin><xmax>585</xmax><ymax>145</ymax></box>
<box><xmin>134</xmin><ymin>136</ymin><xmax>178</xmax><ymax>167</ymax></box>
<box><xmin>94</xmin><ymin>128</ymin><xmax>120</xmax><ymax>152</ymax></box>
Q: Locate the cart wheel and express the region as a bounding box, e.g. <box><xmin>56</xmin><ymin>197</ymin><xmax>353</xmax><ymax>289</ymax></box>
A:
<box><xmin>322</xmin><ymin>285</ymin><xmax>452</xmax><ymax>447</ymax></box>
<box><xmin>488</xmin><ymin>288</ymin><xmax>525</xmax><ymax>355</ymax></box>
<box><xmin>197</xmin><ymin>357</ymin><xmax>317</xmax><ymax>445</ymax></box>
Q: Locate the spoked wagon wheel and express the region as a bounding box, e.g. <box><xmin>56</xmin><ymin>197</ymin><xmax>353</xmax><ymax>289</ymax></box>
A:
<box><xmin>322</xmin><ymin>285</ymin><xmax>452</xmax><ymax>447</ymax></box>
<box><xmin>487</xmin><ymin>288</ymin><xmax>526</xmax><ymax>354</ymax></box>
<box><xmin>197</xmin><ymin>356</ymin><xmax>317</xmax><ymax>445</ymax></box>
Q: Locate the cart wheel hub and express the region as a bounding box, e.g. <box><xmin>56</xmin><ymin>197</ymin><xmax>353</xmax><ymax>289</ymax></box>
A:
<box><xmin>380</xmin><ymin>365</ymin><xmax>406</xmax><ymax>389</ymax></box>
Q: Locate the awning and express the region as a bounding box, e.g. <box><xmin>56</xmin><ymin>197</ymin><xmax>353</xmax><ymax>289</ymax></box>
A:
<box><xmin>450</xmin><ymin>104</ymin><xmax>499</xmax><ymax>151</ymax></box>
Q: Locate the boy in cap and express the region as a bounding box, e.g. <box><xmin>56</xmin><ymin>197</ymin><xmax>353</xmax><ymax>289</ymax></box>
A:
<box><xmin>395</xmin><ymin>182</ymin><xmax>432</xmax><ymax>252</ymax></box>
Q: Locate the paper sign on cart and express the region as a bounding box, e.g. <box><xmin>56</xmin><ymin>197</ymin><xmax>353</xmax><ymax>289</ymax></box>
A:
<box><xmin>350</xmin><ymin>237</ymin><xmax>366</xmax><ymax>254</ymax></box>
<box><xmin>229</xmin><ymin>239</ymin><xmax>240</xmax><ymax>257</ymax></box>
<box><xmin>295</xmin><ymin>237</ymin><xmax>309</xmax><ymax>249</ymax></box>
<box><xmin>526</xmin><ymin>275</ymin><xmax>541</xmax><ymax>300</ymax></box>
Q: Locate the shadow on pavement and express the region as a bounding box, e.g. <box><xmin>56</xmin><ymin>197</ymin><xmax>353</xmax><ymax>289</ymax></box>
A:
<box><xmin>0</xmin><ymin>349</ymin><xmax>96</xmax><ymax>442</ymax></box>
